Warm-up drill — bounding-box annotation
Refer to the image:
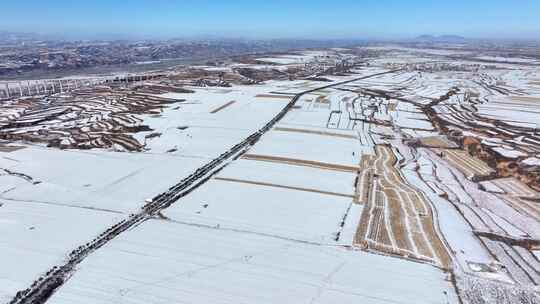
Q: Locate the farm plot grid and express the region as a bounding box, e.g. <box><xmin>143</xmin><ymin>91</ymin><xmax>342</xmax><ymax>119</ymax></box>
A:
<box><xmin>433</xmin><ymin>149</ymin><xmax>495</xmax><ymax>180</ymax></box>
<box><xmin>481</xmin><ymin>177</ymin><xmax>540</xmax><ymax>222</ymax></box>
<box><xmin>415</xmin><ymin>148</ymin><xmax>540</xmax><ymax>287</ymax></box>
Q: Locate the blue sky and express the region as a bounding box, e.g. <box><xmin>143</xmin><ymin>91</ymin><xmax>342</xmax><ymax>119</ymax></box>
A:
<box><xmin>2</xmin><ymin>0</ymin><xmax>540</xmax><ymax>39</ymax></box>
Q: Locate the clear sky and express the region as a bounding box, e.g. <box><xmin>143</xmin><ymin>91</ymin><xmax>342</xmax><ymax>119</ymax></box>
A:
<box><xmin>2</xmin><ymin>0</ymin><xmax>540</xmax><ymax>39</ymax></box>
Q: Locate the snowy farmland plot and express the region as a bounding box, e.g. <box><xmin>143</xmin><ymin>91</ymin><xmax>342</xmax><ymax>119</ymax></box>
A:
<box><xmin>0</xmin><ymin>146</ymin><xmax>209</xmax><ymax>212</ymax></box>
<box><xmin>163</xmin><ymin>128</ymin><xmax>362</xmax><ymax>244</ymax></box>
<box><xmin>0</xmin><ymin>201</ymin><xmax>120</xmax><ymax>302</ymax></box>
<box><xmin>3</xmin><ymin>46</ymin><xmax>540</xmax><ymax>304</ymax></box>
<box><xmin>47</xmin><ymin>219</ymin><xmax>458</xmax><ymax>304</ymax></box>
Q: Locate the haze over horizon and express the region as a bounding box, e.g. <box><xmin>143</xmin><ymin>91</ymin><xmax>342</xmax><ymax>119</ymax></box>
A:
<box><xmin>2</xmin><ymin>0</ymin><xmax>540</xmax><ymax>40</ymax></box>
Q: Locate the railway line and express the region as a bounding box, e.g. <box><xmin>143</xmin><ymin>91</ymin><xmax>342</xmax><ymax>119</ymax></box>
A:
<box><xmin>8</xmin><ymin>69</ymin><xmax>399</xmax><ymax>304</ymax></box>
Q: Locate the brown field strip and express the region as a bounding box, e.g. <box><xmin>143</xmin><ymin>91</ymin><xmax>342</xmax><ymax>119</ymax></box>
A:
<box><xmin>354</xmin><ymin>145</ymin><xmax>452</xmax><ymax>268</ymax></box>
<box><xmin>273</xmin><ymin>127</ymin><xmax>358</xmax><ymax>139</ymax></box>
<box><xmin>255</xmin><ymin>94</ymin><xmax>293</xmax><ymax>100</ymax></box>
<box><xmin>364</xmin><ymin>243</ymin><xmax>435</xmax><ymax>264</ymax></box>
<box><xmin>436</xmin><ymin>149</ymin><xmax>495</xmax><ymax>179</ymax></box>
<box><xmin>242</xmin><ymin>154</ymin><xmax>360</xmax><ymax>173</ymax></box>
<box><xmin>210</xmin><ymin>100</ymin><xmax>236</xmax><ymax>113</ymax></box>
<box><xmin>316</xmin><ymin>96</ymin><xmax>330</xmax><ymax>104</ymax></box>
<box><xmin>510</xmin><ymin>96</ymin><xmax>540</xmax><ymax>102</ymax></box>
<box><xmin>0</xmin><ymin>145</ymin><xmax>26</xmax><ymax>152</ymax></box>
<box><xmin>385</xmin><ymin>188</ymin><xmax>413</xmax><ymax>252</ymax></box>
<box><xmin>367</xmin><ymin>185</ymin><xmax>394</xmax><ymax>247</ymax></box>
<box><xmin>355</xmin><ymin>211</ymin><xmax>371</xmax><ymax>247</ymax></box>
<box><xmin>417</xmin><ymin>136</ymin><xmax>459</xmax><ymax>149</ymax></box>
<box><xmin>355</xmin><ymin>159</ymin><xmax>373</xmax><ymax>204</ymax></box>
<box><xmin>214</xmin><ymin>177</ymin><xmax>354</xmax><ymax>198</ymax></box>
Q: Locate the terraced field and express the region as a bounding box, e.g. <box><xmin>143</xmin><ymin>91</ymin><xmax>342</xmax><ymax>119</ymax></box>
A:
<box><xmin>434</xmin><ymin>149</ymin><xmax>496</xmax><ymax>180</ymax></box>
<box><xmin>355</xmin><ymin>145</ymin><xmax>451</xmax><ymax>268</ymax></box>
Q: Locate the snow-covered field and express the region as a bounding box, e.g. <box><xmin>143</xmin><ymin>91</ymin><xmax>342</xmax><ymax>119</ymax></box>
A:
<box><xmin>0</xmin><ymin>201</ymin><xmax>120</xmax><ymax>302</ymax></box>
<box><xmin>0</xmin><ymin>147</ymin><xmax>208</xmax><ymax>212</ymax></box>
<box><xmin>47</xmin><ymin>219</ymin><xmax>457</xmax><ymax>304</ymax></box>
